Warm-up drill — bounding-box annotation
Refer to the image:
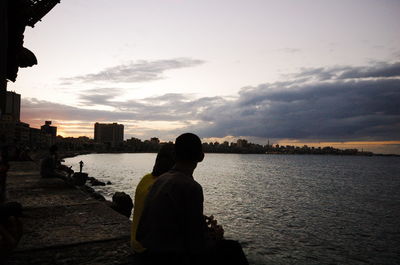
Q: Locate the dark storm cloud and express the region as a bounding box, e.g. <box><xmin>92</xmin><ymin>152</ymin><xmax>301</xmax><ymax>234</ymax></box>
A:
<box><xmin>192</xmin><ymin>66</ymin><xmax>400</xmax><ymax>140</ymax></box>
<box><xmin>24</xmin><ymin>62</ymin><xmax>400</xmax><ymax>142</ymax></box>
<box><xmin>22</xmin><ymin>94</ymin><xmax>226</xmax><ymax>124</ymax></box>
<box><xmin>115</xmin><ymin>95</ymin><xmax>225</xmax><ymax>121</ymax></box>
<box><xmin>337</xmin><ymin>62</ymin><xmax>400</xmax><ymax>79</ymax></box>
<box><xmin>73</xmin><ymin>87</ymin><xmax>227</xmax><ymax>121</ymax></box>
<box><xmin>64</xmin><ymin>58</ymin><xmax>204</xmax><ymax>83</ymax></box>
<box><xmin>295</xmin><ymin>62</ymin><xmax>400</xmax><ymax>81</ymax></box>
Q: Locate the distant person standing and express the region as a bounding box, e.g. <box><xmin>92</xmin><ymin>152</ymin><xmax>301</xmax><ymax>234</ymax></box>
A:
<box><xmin>131</xmin><ymin>143</ymin><xmax>175</xmax><ymax>253</ymax></box>
<box><xmin>79</xmin><ymin>160</ymin><xmax>84</xmax><ymax>173</ymax></box>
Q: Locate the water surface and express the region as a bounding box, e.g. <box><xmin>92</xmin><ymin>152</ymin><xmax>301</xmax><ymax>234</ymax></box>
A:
<box><xmin>65</xmin><ymin>154</ymin><xmax>400</xmax><ymax>265</ymax></box>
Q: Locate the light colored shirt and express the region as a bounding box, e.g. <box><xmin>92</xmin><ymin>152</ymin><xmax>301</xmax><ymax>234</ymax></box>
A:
<box><xmin>131</xmin><ymin>173</ymin><xmax>156</xmax><ymax>253</ymax></box>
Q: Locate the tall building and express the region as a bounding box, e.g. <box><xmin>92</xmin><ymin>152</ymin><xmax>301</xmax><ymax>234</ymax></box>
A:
<box><xmin>237</xmin><ymin>139</ymin><xmax>248</xmax><ymax>148</ymax></box>
<box><xmin>1</xmin><ymin>91</ymin><xmax>20</xmax><ymax>121</ymax></box>
<box><xmin>0</xmin><ymin>91</ymin><xmax>23</xmax><ymax>144</ymax></box>
<box><xmin>41</xmin><ymin>121</ymin><xmax>57</xmax><ymax>136</ymax></box>
<box><xmin>94</xmin><ymin>122</ymin><xmax>124</xmax><ymax>147</ymax></box>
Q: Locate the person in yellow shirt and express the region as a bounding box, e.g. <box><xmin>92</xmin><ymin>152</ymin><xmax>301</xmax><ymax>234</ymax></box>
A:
<box><xmin>131</xmin><ymin>143</ymin><xmax>175</xmax><ymax>253</ymax></box>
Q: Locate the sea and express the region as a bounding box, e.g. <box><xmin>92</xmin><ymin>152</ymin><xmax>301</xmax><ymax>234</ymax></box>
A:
<box><xmin>64</xmin><ymin>153</ymin><xmax>400</xmax><ymax>265</ymax></box>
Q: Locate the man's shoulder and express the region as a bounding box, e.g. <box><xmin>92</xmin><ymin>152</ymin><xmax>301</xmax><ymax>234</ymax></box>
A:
<box><xmin>166</xmin><ymin>171</ymin><xmax>203</xmax><ymax>201</ymax></box>
<box><xmin>158</xmin><ymin>170</ymin><xmax>192</xmax><ymax>182</ymax></box>
<box><xmin>157</xmin><ymin>170</ymin><xmax>201</xmax><ymax>189</ymax></box>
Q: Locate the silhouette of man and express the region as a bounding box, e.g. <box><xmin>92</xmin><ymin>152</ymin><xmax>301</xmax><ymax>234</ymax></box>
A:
<box><xmin>136</xmin><ymin>133</ymin><xmax>206</xmax><ymax>264</ymax></box>
<box><xmin>136</xmin><ymin>133</ymin><xmax>249</xmax><ymax>265</ymax></box>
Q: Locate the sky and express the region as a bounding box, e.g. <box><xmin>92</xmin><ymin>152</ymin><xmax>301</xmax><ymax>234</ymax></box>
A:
<box><xmin>7</xmin><ymin>0</ymin><xmax>400</xmax><ymax>154</ymax></box>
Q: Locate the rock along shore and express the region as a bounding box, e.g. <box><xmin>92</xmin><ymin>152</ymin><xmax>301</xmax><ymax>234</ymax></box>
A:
<box><xmin>5</xmin><ymin>161</ymin><xmax>133</xmax><ymax>265</ymax></box>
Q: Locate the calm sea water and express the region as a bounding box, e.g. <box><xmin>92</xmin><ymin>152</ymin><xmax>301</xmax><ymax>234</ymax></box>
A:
<box><xmin>65</xmin><ymin>153</ymin><xmax>400</xmax><ymax>265</ymax></box>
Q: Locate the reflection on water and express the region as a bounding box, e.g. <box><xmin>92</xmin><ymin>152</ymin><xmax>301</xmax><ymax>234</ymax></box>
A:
<box><xmin>65</xmin><ymin>154</ymin><xmax>400</xmax><ymax>265</ymax></box>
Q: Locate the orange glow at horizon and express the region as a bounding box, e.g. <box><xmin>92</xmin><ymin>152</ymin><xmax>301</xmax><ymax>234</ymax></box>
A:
<box><xmin>56</xmin><ymin>125</ymin><xmax>94</xmax><ymax>138</ymax></box>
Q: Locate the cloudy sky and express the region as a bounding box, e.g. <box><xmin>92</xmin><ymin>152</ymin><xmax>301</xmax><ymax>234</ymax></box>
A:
<box><xmin>8</xmin><ymin>0</ymin><xmax>400</xmax><ymax>153</ymax></box>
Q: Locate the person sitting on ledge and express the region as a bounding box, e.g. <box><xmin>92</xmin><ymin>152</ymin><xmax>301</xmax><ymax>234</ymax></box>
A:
<box><xmin>131</xmin><ymin>143</ymin><xmax>175</xmax><ymax>253</ymax></box>
<box><xmin>136</xmin><ymin>133</ymin><xmax>248</xmax><ymax>265</ymax></box>
<box><xmin>40</xmin><ymin>145</ymin><xmax>64</xmax><ymax>179</ymax></box>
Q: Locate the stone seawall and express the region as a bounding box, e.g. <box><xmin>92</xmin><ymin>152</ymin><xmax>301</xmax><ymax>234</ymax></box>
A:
<box><xmin>5</xmin><ymin>161</ymin><xmax>133</xmax><ymax>265</ymax></box>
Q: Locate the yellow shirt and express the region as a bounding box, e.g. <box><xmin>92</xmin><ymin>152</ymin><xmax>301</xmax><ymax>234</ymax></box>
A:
<box><xmin>131</xmin><ymin>173</ymin><xmax>156</xmax><ymax>253</ymax></box>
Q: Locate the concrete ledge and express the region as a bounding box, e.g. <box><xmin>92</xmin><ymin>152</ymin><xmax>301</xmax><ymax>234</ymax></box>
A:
<box><xmin>17</xmin><ymin>203</ymin><xmax>131</xmax><ymax>251</ymax></box>
<box><xmin>7</xmin><ymin>187</ymin><xmax>99</xmax><ymax>208</ymax></box>
<box><xmin>7</xmin><ymin>239</ymin><xmax>132</xmax><ymax>265</ymax></box>
<box><xmin>6</xmin><ymin>161</ymin><xmax>133</xmax><ymax>265</ymax></box>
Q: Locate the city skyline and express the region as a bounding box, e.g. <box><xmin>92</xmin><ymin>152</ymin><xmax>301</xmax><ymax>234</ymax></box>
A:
<box><xmin>7</xmin><ymin>0</ymin><xmax>400</xmax><ymax>154</ymax></box>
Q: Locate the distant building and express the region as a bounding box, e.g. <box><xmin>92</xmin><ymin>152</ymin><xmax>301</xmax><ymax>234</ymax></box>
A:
<box><xmin>0</xmin><ymin>91</ymin><xmax>20</xmax><ymax>121</ymax></box>
<box><xmin>94</xmin><ymin>122</ymin><xmax>124</xmax><ymax>147</ymax></box>
<box><xmin>236</xmin><ymin>139</ymin><xmax>248</xmax><ymax>148</ymax></box>
<box><xmin>150</xmin><ymin>137</ymin><xmax>160</xmax><ymax>144</ymax></box>
<box><xmin>56</xmin><ymin>136</ymin><xmax>97</xmax><ymax>151</ymax></box>
<box><xmin>30</xmin><ymin>127</ymin><xmax>47</xmax><ymax>148</ymax></box>
<box><xmin>0</xmin><ymin>120</ymin><xmax>29</xmax><ymax>145</ymax></box>
<box><xmin>0</xmin><ymin>92</ymin><xmax>27</xmax><ymax>144</ymax></box>
<box><xmin>41</xmin><ymin>121</ymin><xmax>57</xmax><ymax>137</ymax></box>
<box><xmin>4</xmin><ymin>91</ymin><xmax>20</xmax><ymax>121</ymax></box>
<box><xmin>0</xmin><ymin>96</ymin><xmax>57</xmax><ymax>147</ymax></box>
<box><xmin>15</xmin><ymin>121</ymin><xmax>30</xmax><ymax>144</ymax></box>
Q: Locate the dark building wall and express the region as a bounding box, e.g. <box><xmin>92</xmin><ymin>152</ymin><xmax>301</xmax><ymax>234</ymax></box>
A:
<box><xmin>94</xmin><ymin>122</ymin><xmax>124</xmax><ymax>147</ymax></box>
<box><xmin>5</xmin><ymin>91</ymin><xmax>20</xmax><ymax>121</ymax></box>
<box><xmin>0</xmin><ymin>120</ymin><xmax>29</xmax><ymax>145</ymax></box>
<box><xmin>41</xmin><ymin>121</ymin><xmax>57</xmax><ymax>137</ymax></box>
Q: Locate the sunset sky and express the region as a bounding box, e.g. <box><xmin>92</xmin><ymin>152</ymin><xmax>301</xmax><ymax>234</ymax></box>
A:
<box><xmin>7</xmin><ymin>0</ymin><xmax>400</xmax><ymax>154</ymax></box>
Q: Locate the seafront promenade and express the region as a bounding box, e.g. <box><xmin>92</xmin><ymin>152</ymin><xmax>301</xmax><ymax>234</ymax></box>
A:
<box><xmin>5</xmin><ymin>161</ymin><xmax>133</xmax><ymax>265</ymax></box>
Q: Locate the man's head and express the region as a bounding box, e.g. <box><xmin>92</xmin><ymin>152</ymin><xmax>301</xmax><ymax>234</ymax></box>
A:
<box><xmin>174</xmin><ymin>133</ymin><xmax>204</xmax><ymax>163</ymax></box>
<box><xmin>152</xmin><ymin>143</ymin><xmax>175</xmax><ymax>177</ymax></box>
